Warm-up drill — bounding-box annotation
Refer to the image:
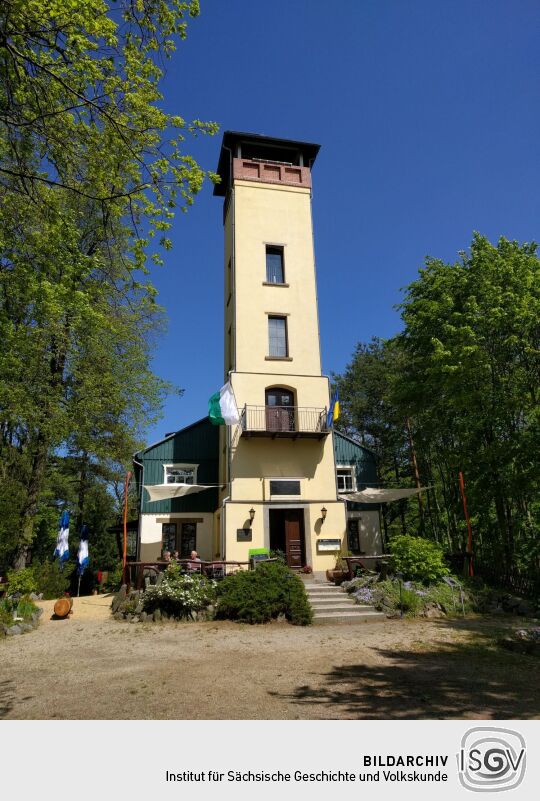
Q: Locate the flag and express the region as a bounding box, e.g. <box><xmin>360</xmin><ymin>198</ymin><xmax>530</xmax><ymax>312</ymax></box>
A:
<box><xmin>54</xmin><ymin>510</ymin><xmax>70</xmax><ymax>562</ymax></box>
<box><xmin>327</xmin><ymin>390</ymin><xmax>340</xmax><ymax>429</ymax></box>
<box><xmin>77</xmin><ymin>525</ymin><xmax>90</xmax><ymax>576</ymax></box>
<box><xmin>209</xmin><ymin>381</ymin><xmax>239</xmax><ymax>425</ymax></box>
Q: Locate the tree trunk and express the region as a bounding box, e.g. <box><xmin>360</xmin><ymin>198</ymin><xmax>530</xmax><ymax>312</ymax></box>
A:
<box><xmin>12</xmin><ymin>430</ymin><xmax>49</xmax><ymax>569</ymax></box>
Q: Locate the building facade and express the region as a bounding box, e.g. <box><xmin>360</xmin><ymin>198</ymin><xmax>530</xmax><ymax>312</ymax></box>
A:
<box><xmin>134</xmin><ymin>132</ymin><xmax>382</xmax><ymax>569</ymax></box>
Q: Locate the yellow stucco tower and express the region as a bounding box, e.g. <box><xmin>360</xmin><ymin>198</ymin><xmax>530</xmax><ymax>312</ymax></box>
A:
<box><xmin>214</xmin><ymin>132</ymin><xmax>347</xmax><ymax>572</ymax></box>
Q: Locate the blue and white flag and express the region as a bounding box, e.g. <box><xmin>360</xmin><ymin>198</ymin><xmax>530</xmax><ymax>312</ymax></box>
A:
<box><xmin>77</xmin><ymin>526</ymin><xmax>90</xmax><ymax>576</ymax></box>
<box><xmin>54</xmin><ymin>510</ymin><xmax>70</xmax><ymax>562</ymax></box>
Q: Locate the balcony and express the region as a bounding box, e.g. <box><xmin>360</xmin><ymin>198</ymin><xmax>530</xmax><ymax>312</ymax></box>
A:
<box><xmin>240</xmin><ymin>405</ymin><xmax>329</xmax><ymax>440</ymax></box>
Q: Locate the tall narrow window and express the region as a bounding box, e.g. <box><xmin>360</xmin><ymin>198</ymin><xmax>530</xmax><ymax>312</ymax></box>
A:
<box><xmin>268</xmin><ymin>316</ymin><xmax>288</xmax><ymax>357</ymax></box>
<box><xmin>266</xmin><ymin>246</ymin><xmax>284</xmax><ymax>284</ymax></box>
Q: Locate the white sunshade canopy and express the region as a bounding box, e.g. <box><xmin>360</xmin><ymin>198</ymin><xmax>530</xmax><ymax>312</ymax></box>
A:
<box><xmin>339</xmin><ymin>486</ymin><xmax>430</xmax><ymax>504</ymax></box>
<box><xmin>144</xmin><ymin>483</ymin><xmax>214</xmax><ymax>502</ymax></box>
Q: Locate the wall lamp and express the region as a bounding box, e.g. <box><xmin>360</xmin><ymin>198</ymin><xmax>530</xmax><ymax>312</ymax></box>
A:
<box><xmin>249</xmin><ymin>507</ymin><xmax>256</xmax><ymax>525</ymax></box>
<box><xmin>320</xmin><ymin>506</ymin><xmax>327</xmax><ymax>523</ymax></box>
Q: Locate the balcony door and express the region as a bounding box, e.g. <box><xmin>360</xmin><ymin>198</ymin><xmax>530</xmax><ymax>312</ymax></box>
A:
<box><xmin>265</xmin><ymin>388</ymin><xmax>295</xmax><ymax>432</ymax></box>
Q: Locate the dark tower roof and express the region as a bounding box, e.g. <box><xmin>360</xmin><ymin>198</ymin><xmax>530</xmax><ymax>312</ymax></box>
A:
<box><xmin>214</xmin><ymin>131</ymin><xmax>320</xmax><ymax>196</ymax></box>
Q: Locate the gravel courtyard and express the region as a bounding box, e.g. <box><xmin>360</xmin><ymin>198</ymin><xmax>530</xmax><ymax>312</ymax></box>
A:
<box><xmin>1</xmin><ymin>597</ymin><xmax>538</xmax><ymax>720</ymax></box>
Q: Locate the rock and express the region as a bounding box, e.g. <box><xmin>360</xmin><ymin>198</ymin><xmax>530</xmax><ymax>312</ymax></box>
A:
<box><xmin>111</xmin><ymin>584</ymin><xmax>127</xmax><ymax>613</ymax></box>
<box><xmin>113</xmin><ymin>612</ymin><xmax>124</xmax><ymax>621</ymax></box>
<box><xmin>140</xmin><ymin>611</ymin><xmax>147</xmax><ymax>622</ymax></box>
<box><xmin>135</xmin><ymin>601</ymin><xmax>143</xmax><ymax>615</ymax></box>
<box><xmin>7</xmin><ymin>625</ymin><xmax>23</xmax><ymax>635</ymax></box>
<box><xmin>29</xmin><ymin>592</ymin><xmax>40</xmax><ymax>601</ymax></box>
<box><xmin>276</xmin><ymin>613</ymin><xmax>287</xmax><ymax>623</ymax></box>
<box><xmin>130</xmin><ymin>616</ymin><xmax>139</xmax><ymax>624</ymax></box>
<box><xmin>125</xmin><ymin>613</ymin><xmax>132</xmax><ymax>622</ymax></box>
<box><xmin>36</xmin><ymin>607</ymin><xmax>43</xmax><ymax>617</ymax></box>
<box><xmin>153</xmin><ymin>609</ymin><xmax>161</xmax><ymax>622</ymax></box>
<box><xmin>206</xmin><ymin>605</ymin><xmax>215</xmax><ymax>619</ymax></box>
<box><xmin>161</xmin><ymin>611</ymin><xmax>169</xmax><ymax>620</ymax></box>
<box><xmin>19</xmin><ymin>623</ymin><xmax>33</xmax><ymax>633</ymax></box>
<box><xmin>424</xmin><ymin>607</ymin><xmax>446</xmax><ymax>618</ymax></box>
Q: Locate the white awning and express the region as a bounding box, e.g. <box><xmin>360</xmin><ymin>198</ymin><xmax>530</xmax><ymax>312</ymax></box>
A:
<box><xmin>144</xmin><ymin>483</ymin><xmax>213</xmax><ymax>502</ymax></box>
<box><xmin>339</xmin><ymin>486</ymin><xmax>431</xmax><ymax>504</ymax></box>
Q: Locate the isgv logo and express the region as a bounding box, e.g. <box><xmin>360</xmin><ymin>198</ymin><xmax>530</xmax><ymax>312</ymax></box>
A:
<box><xmin>457</xmin><ymin>727</ymin><xmax>526</xmax><ymax>792</ymax></box>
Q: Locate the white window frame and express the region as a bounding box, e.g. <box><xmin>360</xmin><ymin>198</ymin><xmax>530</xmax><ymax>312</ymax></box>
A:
<box><xmin>336</xmin><ymin>465</ymin><xmax>356</xmax><ymax>493</ymax></box>
<box><xmin>268</xmin><ymin>478</ymin><xmax>302</xmax><ymax>499</ymax></box>
<box><xmin>163</xmin><ymin>463</ymin><xmax>198</xmax><ymax>486</ymax></box>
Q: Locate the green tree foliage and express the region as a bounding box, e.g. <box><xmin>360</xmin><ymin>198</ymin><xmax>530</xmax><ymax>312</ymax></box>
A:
<box><xmin>0</xmin><ymin>1</ymin><xmax>218</xmax><ymax>569</ymax></box>
<box><xmin>334</xmin><ymin>234</ymin><xmax>540</xmax><ymax>574</ymax></box>
<box><xmin>0</xmin><ymin>0</ymin><xmax>218</xmax><ymax>256</ymax></box>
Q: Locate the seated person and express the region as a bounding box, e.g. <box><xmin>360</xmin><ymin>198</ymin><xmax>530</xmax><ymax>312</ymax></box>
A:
<box><xmin>172</xmin><ymin>550</ymin><xmax>180</xmax><ymax>562</ymax></box>
<box><xmin>160</xmin><ymin>550</ymin><xmax>172</xmax><ymax>568</ymax></box>
<box><xmin>187</xmin><ymin>550</ymin><xmax>202</xmax><ymax>572</ymax></box>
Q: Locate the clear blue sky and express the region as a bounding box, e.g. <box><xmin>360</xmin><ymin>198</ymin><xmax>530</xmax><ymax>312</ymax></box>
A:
<box><xmin>143</xmin><ymin>0</ymin><xmax>540</xmax><ymax>444</ymax></box>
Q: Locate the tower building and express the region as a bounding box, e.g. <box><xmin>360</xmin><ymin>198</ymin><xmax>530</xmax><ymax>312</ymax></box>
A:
<box><xmin>214</xmin><ymin>132</ymin><xmax>347</xmax><ymax>570</ymax></box>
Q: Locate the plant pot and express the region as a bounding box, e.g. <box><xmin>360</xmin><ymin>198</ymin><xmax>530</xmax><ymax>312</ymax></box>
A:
<box><xmin>325</xmin><ymin>569</ymin><xmax>348</xmax><ymax>585</ymax></box>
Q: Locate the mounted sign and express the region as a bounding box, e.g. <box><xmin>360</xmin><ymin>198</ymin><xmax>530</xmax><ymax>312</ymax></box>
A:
<box><xmin>248</xmin><ymin>547</ymin><xmax>270</xmax><ymax>566</ymax></box>
<box><xmin>237</xmin><ymin>528</ymin><xmax>252</xmax><ymax>542</ymax></box>
<box><xmin>317</xmin><ymin>538</ymin><xmax>341</xmax><ymax>552</ymax></box>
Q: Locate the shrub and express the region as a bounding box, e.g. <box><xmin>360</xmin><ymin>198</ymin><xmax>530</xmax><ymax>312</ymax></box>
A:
<box><xmin>389</xmin><ymin>535</ymin><xmax>449</xmax><ymax>582</ymax></box>
<box><xmin>33</xmin><ymin>560</ymin><xmax>74</xmax><ymax>600</ymax></box>
<box><xmin>142</xmin><ymin>564</ymin><xmax>217</xmax><ymax>619</ymax></box>
<box><xmin>102</xmin><ymin>561</ymin><xmax>123</xmax><ymax>592</ymax></box>
<box><xmin>5</xmin><ymin>567</ymin><xmax>37</xmax><ymax>596</ymax></box>
<box><xmin>15</xmin><ymin>596</ymin><xmax>38</xmax><ymax>619</ymax></box>
<box><xmin>0</xmin><ymin>599</ymin><xmax>15</xmax><ymax>627</ymax></box>
<box><xmin>0</xmin><ymin>596</ymin><xmax>38</xmax><ymax>626</ymax></box>
<box><xmin>216</xmin><ymin>561</ymin><xmax>312</xmax><ymax>625</ymax></box>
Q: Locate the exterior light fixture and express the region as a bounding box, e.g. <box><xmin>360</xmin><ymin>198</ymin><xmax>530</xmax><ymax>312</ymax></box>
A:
<box><xmin>249</xmin><ymin>507</ymin><xmax>255</xmax><ymax>524</ymax></box>
<box><xmin>321</xmin><ymin>506</ymin><xmax>327</xmax><ymax>522</ymax></box>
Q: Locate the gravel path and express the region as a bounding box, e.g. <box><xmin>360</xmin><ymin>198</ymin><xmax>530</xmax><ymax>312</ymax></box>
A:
<box><xmin>1</xmin><ymin>598</ymin><xmax>538</xmax><ymax>720</ymax></box>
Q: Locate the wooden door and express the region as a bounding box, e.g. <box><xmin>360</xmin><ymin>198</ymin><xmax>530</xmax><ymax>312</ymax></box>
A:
<box><xmin>265</xmin><ymin>388</ymin><xmax>295</xmax><ymax>432</ymax></box>
<box><xmin>285</xmin><ymin>510</ymin><xmax>304</xmax><ymax>568</ymax></box>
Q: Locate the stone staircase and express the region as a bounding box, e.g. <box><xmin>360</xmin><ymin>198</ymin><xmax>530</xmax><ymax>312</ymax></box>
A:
<box><xmin>303</xmin><ymin>579</ymin><xmax>386</xmax><ymax>625</ymax></box>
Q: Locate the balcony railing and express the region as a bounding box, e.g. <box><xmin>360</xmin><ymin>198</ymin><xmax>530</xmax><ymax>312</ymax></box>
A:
<box><xmin>240</xmin><ymin>405</ymin><xmax>329</xmax><ymax>439</ymax></box>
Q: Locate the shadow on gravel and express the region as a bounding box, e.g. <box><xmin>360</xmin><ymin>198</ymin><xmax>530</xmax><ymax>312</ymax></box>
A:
<box><xmin>0</xmin><ymin>680</ymin><xmax>15</xmax><ymax>719</ymax></box>
<box><xmin>270</xmin><ymin>617</ymin><xmax>540</xmax><ymax>719</ymax></box>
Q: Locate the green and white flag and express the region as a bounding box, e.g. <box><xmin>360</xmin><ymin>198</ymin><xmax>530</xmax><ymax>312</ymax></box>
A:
<box><xmin>209</xmin><ymin>381</ymin><xmax>239</xmax><ymax>425</ymax></box>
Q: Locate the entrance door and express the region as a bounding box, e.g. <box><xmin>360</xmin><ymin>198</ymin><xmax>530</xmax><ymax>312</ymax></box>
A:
<box><xmin>265</xmin><ymin>388</ymin><xmax>295</xmax><ymax>432</ymax></box>
<box><xmin>284</xmin><ymin>509</ymin><xmax>305</xmax><ymax>568</ymax></box>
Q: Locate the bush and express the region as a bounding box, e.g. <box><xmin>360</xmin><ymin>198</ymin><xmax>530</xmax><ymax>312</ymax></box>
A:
<box><xmin>390</xmin><ymin>535</ymin><xmax>449</xmax><ymax>582</ymax></box>
<box><xmin>102</xmin><ymin>561</ymin><xmax>123</xmax><ymax>592</ymax></box>
<box><xmin>216</xmin><ymin>561</ymin><xmax>312</xmax><ymax>625</ymax></box>
<box><xmin>0</xmin><ymin>596</ymin><xmax>38</xmax><ymax>626</ymax></box>
<box><xmin>142</xmin><ymin>564</ymin><xmax>217</xmax><ymax>619</ymax></box>
<box><xmin>5</xmin><ymin>567</ymin><xmax>37</xmax><ymax>596</ymax></box>
<box><xmin>6</xmin><ymin>561</ymin><xmax>75</xmax><ymax>600</ymax></box>
<box><xmin>33</xmin><ymin>560</ymin><xmax>74</xmax><ymax>600</ymax></box>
